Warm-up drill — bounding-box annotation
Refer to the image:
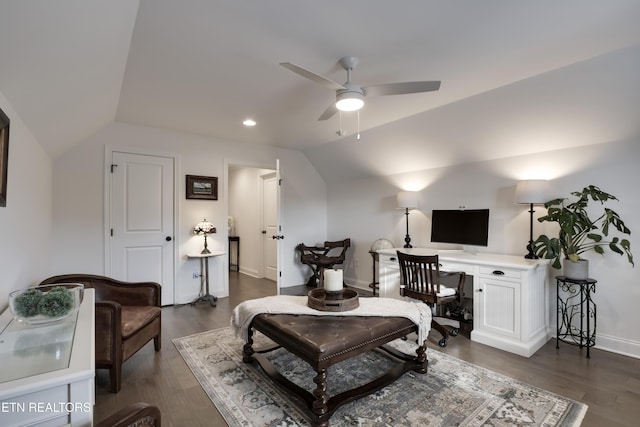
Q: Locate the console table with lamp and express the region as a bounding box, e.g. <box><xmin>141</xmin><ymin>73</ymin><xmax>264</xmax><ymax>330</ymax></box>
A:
<box><xmin>190</xmin><ymin>219</ymin><xmax>223</xmax><ymax>306</ymax></box>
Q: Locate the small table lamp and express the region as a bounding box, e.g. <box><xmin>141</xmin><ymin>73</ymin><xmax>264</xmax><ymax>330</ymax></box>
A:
<box><xmin>515</xmin><ymin>180</ymin><xmax>551</xmax><ymax>259</ymax></box>
<box><xmin>397</xmin><ymin>191</ymin><xmax>419</xmax><ymax>248</ymax></box>
<box><xmin>194</xmin><ymin>219</ymin><xmax>216</xmax><ymax>254</ymax></box>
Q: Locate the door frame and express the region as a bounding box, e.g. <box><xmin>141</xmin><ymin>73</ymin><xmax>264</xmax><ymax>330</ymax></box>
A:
<box><xmin>224</xmin><ymin>158</ymin><xmax>280</xmax><ymax>291</ymax></box>
<box><xmin>103</xmin><ymin>145</ymin><xmax>180</xmax><ymax>302</ymax></box>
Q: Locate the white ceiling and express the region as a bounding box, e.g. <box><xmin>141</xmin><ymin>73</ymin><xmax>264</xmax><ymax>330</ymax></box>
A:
<box><xmin>1</xmin><ymin>1</ymin><xmax>639</xmax><ymax>183</ymax></box>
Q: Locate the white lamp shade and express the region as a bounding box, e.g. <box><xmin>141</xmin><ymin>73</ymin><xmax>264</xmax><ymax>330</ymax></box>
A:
<box><xmin>515</xmin><ymin>180</ymin><xmax>551</xmax><ymax>205</ymax></box>
<box><xmin>397</xmin><ymin>191</ymin><xmax>419</xmax><ymax>209</ymax></box>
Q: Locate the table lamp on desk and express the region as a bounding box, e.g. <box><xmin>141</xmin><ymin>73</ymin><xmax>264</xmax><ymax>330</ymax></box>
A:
<box><xmin>515</xmin><ymin>180</ymin><xmax>551</xmax><ymax>259</ymax></box>
<box><xmin>397</xmin><ymin>191</ymin><xmax>419</xmax><ymax>248</ymax></box>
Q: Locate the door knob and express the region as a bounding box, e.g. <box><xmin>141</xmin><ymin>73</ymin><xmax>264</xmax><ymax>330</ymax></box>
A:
<box><xmin>166</xmin><ymin>236</ymin><xmax>172</xmax><ymax>241</ymax></box>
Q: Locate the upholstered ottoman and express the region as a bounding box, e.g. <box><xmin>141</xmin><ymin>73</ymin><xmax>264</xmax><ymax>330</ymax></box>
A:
<box><xmin>242</xmin><ymin>313</ymin><xmax>428</xmax><ymax>427</ymax></box>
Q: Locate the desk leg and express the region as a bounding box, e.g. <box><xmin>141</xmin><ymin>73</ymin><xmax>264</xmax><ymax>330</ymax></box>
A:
<box><xmin>190</xmin><ymin>257</ymin><xmax>218</xmax><ymax>307</ymax></box>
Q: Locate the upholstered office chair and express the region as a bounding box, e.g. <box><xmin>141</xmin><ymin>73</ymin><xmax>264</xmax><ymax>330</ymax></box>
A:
<box><xmin>397</xmin><ymin>251</ymin><xmax>466</xmax><ymax>347</ymax></box>
<box><xmin>39</xmin><ymin>274</ymin><xmax>162</xmax><ymax>392</ymax></box>
<box><xmin>296</xmin><ymin>238</ymin><xmax>351</xmax><ymax>287</ymax></box>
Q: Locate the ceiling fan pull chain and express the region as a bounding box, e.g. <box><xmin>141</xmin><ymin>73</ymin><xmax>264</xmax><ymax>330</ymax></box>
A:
<box><xmin>336</xmin><ymin>111</ymin><xmax>345</xmax><ymax>136</ymax></box>
<box><xmin>357</xmin><ymin>110</ymin><xmax>361</xmax><ymax>140</ymax></box>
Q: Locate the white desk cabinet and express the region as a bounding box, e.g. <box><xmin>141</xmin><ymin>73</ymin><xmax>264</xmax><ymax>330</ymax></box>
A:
<box><xmin>378</xmin><ymin>248</ymin><xmax>550</xmax><ymax>357</ymax></box>
<box><xmin>0</xmin><ymin>289</ymin><xmax>95</xmax><ymax>427</ymax></box>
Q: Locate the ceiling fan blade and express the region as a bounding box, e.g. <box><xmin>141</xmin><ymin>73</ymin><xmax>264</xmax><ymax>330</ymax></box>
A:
<box><xmin>280</xmin><ymin>62</ymin><xmax>345</xmax><ymax>91</ymax></box>
<box><xmin>363</xmin><ymin>81</ymin><xmax>441</xmax><ymax>97</ymax></box>
<box><xmin>318</xmin><ymin>103</ymin><xmax>338</xmax><ymax>121</ymax></box>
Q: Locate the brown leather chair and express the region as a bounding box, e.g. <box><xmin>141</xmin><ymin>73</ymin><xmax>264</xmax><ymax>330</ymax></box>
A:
<box><xmin>296</xmin><ymin>238</ymin><xmax>351</xmax><ymax>287</ymax></box>
<box><xmin>396</xmin><ymin>251</ymin><xmax>466</xmax><ymax>347</ymax></box>
<box><xmin>95</xmin><ymin>402</ymin><xmax>161</xmax><ymax>427</ymax></box>
<box><xmin>39</xmin><ymin>274</ymin><xmax>162</xmax><ymax>393</ymax></box>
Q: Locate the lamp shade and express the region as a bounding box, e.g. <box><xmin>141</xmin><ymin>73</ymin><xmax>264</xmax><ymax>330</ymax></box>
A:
<box><xmin>194</xmin><ymin>219</ymin><xmax>216</xmax><ymax>235</ymax></box>
<box><xmin>397</xmin><ymin>191</ymin><xmax>419</xmax><ymax>209</ymax></box>
<box><xmin>515</xmin><ymin>180</ymin><xmax>551</xmax><ymax>205</ymax></box>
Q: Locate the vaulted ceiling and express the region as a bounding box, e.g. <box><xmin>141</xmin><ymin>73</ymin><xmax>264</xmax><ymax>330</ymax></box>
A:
<box><xmin>1</xmin><ymin>1</ymin><xmax>639</xmax><ymax>184</ymax></box>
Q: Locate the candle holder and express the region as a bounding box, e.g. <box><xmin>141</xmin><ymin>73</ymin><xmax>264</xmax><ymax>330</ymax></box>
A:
<box><xmin>307</xmin><ymin>288</ymin><xmax>359</xmax><ymax>312</ymax></box>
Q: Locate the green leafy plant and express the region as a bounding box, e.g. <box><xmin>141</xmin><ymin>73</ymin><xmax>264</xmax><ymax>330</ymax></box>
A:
<box><xmin>38</xmin><ymin>287</ymin><xmax>74</xmax><ymax>317</ymax></box>
<box><xmin>13</xmin><ymin>287</ymin><xmax>74</xmax><ymax>318</ymax></box>
<box><xmin>532</xmin><ymin>185</ymin><xmax>634</xmax><ymax>269</ymax></box>
<box><xmin>13</xmin><ymin>289</ymin><xmax>43</xmax><ymax>317</ymax></box>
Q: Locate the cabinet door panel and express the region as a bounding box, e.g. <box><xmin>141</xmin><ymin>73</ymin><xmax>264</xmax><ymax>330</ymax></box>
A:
<box><xmin>477</xmin><ymin>278</ymin><xmax>521</xmax><ymax>339</ymax></box>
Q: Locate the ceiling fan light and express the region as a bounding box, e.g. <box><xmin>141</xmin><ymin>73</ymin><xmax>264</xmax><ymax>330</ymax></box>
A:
<box><xmin>336</xmin><ymin>91</ymin><xmax>364</xmax><ymax>112</ymax></box>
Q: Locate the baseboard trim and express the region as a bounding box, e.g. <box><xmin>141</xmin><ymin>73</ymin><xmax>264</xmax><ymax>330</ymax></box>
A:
<box><xmin>593</xmin><ymin>333</ymin><xmax>640</xmax><ymax>359</ymax></box>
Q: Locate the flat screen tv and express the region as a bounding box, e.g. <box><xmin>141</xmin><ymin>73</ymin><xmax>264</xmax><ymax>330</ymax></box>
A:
<box><xmin>430</xmin><ymin>209</ymin><xmax>490</xmax><ymax>247</ymax></box>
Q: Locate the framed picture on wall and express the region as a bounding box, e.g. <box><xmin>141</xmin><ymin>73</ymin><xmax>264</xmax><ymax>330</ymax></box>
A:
<box><xmin>186</xmin><ymin>175</ymin><xmax>218</xmax><ymax>200</ymax></box>
<box><xmin>0</xmin><ymin>107</ymin><xmax>9</xmax><ymax>207</ymax></box>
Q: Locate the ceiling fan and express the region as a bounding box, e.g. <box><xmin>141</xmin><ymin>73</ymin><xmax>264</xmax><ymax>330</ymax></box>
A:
<box><xmin>280</xmin><ymin>56</ymin><xmax>441</xmax><ymax>121</ymax></box>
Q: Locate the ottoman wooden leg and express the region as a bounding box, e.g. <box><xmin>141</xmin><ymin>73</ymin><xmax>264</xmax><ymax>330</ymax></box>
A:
<box><xmin>414</xmin><ymin>341</ymin><xmax>428</xmax><ymax>374</ymax></box>
<box><xmin>242</xmin><ymin>328</ymin><xmax>255</xmax><ymax>363</ymax></box>
<box><xmin>311</xmin><ymin>369</ymin><xmax>329</xmax><ymax>426</ymax></box>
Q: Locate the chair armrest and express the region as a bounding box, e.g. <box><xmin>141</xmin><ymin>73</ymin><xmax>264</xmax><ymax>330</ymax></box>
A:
<box><xmin>95</xmin><ymin>301</ymin><xmax>122</xmax><ymax>364</ymax></box>
<box><xmin>95</xmin><ymin>402</ymin><xmax>161</xmax><ymax>427</ymax></box>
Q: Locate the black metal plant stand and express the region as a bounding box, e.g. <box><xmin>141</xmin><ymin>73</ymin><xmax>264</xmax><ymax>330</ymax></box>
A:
<box><xmin>556</xmin><ymin>276</ymin><xmax>597</xmax><ymax>358</ymax></box>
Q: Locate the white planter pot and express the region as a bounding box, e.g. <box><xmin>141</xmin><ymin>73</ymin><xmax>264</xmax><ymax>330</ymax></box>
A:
<box><xmin>563</xmin><ymin>258</ymin><xmax>589</xmax><ymax>280</ymax></box>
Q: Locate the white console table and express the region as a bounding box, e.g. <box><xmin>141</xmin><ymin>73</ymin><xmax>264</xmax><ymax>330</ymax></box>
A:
<box><xmin>378</xmin><ymin>248</ymin><xmax>550</xmax><ymax>357</ymax></box>
<box><xmin>0</xmin><ymin>289</ymin><xmax>95</xmax><ymax>427</ymax></box>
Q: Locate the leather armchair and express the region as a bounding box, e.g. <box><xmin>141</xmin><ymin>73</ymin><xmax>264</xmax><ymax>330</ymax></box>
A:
<box><xmin>95</xmin><ymin>402</ymin><xmax>161</xmax><ymax>427</ymax></box>
<box><xmin>39</xmin><ymin>274</ymin><xmax>162</xmax><ymax>393</ymax></box>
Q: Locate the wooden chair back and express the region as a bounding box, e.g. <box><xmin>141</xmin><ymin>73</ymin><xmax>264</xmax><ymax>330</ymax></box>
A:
<box><xmin>397</xmin><ymin>251</ymin><xmax>442</xmax><ymax>304</ymax></box>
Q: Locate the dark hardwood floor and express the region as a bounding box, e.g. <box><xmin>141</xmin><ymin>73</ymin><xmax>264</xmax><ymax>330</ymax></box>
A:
<box><xmin>94</xmin><ymin>272</ymin><xmax>640</xmax><ymax>426</ymax></box>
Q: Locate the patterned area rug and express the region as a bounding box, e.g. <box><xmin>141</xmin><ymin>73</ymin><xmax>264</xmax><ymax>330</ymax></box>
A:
<box><xmin>173</xmin><ymin>327</ymin><xmax>587</xmax><ymax>427</ymax></box>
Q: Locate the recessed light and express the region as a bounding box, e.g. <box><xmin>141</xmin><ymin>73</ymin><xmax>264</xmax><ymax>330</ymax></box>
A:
<box><xmin>243</xmin><ymin>119</ymin><xmax>257</xmax><ymax>127</ymax></box>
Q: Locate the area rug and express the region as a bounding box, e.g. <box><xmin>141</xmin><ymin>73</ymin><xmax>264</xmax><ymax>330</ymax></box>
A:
<box><xmin>173</xmin><ymin>327</ymin><xmax>587</xmax><ymax>426</ymax></box>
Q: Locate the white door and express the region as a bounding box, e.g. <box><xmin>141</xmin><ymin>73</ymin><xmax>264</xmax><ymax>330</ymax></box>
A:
<box><xmin>262</xmin><ymin>172</ymin><xmax>278</xmax><ymax>281</ymax></box>
<box><xmin>109</xmin><ymin>151</ymin><xmax>175</xmax><ymax>305</ymax></box>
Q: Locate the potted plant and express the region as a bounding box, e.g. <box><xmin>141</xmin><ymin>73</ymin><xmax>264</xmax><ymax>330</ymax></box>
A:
<box><xmin>532</xmin><ymin>185</ymin><xmax>634</xmax><ymax>279</ymax></box>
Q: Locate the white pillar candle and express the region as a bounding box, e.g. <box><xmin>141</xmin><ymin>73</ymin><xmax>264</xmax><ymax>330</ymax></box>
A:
<box><xmin>324</xmin><ymin>269</ymin><xmax>343</xmax><ymax>292</ymax></box>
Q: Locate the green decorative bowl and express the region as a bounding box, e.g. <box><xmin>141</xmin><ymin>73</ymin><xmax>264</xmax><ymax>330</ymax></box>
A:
<box><xmin>9</xmin><ymin>284</ymin><xmax>84</xmax><ymax>326</ymax></box>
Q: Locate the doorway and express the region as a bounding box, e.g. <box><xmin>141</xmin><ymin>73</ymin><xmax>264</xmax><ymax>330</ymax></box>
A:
<box><xmin>227</xmin><ymin>163</ymin><xmax>280</xmax><ymax>294</ymax></box>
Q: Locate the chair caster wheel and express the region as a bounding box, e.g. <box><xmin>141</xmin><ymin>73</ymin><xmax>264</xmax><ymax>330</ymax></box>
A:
<box><xmin>439</xmin><ymin>338</ymin><xmax>447</xmax><ymax>347</ymax></box>
<box><xmin>451</xmin><ymin>328</ymin><xmax>459</xmax><ymax>337</ymax></box>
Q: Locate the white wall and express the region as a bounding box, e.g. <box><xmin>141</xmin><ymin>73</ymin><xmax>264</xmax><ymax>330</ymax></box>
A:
<box><xmin>328</xmin><ymin>138</ymin><xmax>640</xmax><ymax>357</ymax></box>
<box><xmin>0</xmin><ymin>91</ymin><xmax>53</xmax><ymax>309</ymax></box>
<box><xmin>51</xmin><ymin>122</ymin><xmax>327</xmax><ymax>303</ymax></box>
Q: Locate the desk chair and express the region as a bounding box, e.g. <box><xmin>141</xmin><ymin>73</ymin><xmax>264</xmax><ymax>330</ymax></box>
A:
<box><xmin>396</xmin><ymin>251</ymin><xmax>466</xmax><ymax>347</ymax></box>
<box><xmin>296</xmin><ymin>238</ymin><xmax>351</xmax><ymax>287</ymax></box>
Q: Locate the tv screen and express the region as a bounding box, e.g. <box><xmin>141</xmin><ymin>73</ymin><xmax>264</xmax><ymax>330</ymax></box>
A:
<box><xmin>430</xmin><ymin>209</ymin><xmax>490</xmax><ymax>247</ymax></box>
